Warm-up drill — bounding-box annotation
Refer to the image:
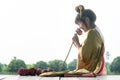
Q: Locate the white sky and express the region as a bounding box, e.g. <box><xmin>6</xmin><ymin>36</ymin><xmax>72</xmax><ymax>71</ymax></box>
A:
<box><xmin>0</xmin><ymin>0</ymin><xmax>120</xmax><ymax>64</ymax></box>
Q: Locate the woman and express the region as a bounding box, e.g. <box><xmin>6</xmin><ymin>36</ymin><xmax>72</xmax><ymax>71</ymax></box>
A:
<box><xmin>72</xmin><ymin>5</ymin><xmax>106</xmax><ymax>76</ymax></box>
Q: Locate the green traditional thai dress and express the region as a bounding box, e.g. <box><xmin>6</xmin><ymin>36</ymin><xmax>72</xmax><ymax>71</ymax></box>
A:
<box><xmin>76</xmin><ymin>28</ymin><xmax>106</xmax><ymax>75</ymax></box>
<box><xmin>40</xmin><ymin>28</ymin><xmax>106</xmax><ymax>77</ymax></box>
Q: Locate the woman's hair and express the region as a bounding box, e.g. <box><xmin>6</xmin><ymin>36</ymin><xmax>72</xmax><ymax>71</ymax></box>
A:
<box><xmin>75</xmin><ymin>5</ymin><xmax>96</xmax><ymax>26</ymax></box>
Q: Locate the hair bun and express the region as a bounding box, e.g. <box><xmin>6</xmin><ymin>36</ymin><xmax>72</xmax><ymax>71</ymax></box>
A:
<box><xmin>75</xmin><ymin>5</ymin><xmax>84</xmax><ymax>13</ymax></box>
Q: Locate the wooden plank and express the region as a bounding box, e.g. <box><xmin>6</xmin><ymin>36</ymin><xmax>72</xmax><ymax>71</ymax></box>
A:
<box><xmin>1</xmin><ymin>75</ymin><xmax>120</xmax><ymax>80</ymax></box>
<box><xmin>61</xmin><ymin>75</ymin><xmax>120</xmax><ymax>80</ymax></box>
<box><xmin>0</xmin><ymin>75</ymin><xmax>17</xmax><ymax>80</ymax></box>
<box><xmin>17</xmin><ymin>76</ymin><xmax>59</xmax><ymax>80</ymax></box>
<box><xmin>0</xmin><ymin>75</ymin><xmax>59</xmax><ymax>80</ymax></box>
<box><xmin>61</xmin><ymin>77</ymin><xmax>97</xmax><ymax>80</ymax></box>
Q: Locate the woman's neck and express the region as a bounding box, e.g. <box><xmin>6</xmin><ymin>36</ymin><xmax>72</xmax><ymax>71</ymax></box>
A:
<box><xmin>85</xmin><ymin>25</ymin><xmax>95</xmax><ymax>32</ymax></box>
<box><xmin>88</xmin><ymin>23</ymin><xmax>96</xmax><ymax>29</ymax></box>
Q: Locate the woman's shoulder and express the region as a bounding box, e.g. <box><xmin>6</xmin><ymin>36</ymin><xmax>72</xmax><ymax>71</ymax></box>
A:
<box><xmin>88</xmin><ymin>28</ymin><xmax>104</xmax><ymax>43</ymax></box>
<box><xmin>87</xmin><ymin>29</ymin><xmax>97</xmax><ymax>35</ymax></box>
<box><xmin>87</xmin><ymin>29</ymin><xmax>101</xmax><ymax>38</ymax></box>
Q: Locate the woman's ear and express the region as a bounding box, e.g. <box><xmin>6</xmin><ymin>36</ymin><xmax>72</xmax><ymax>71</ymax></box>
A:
<box><xmin>85</xmin><ymin>17</ymin><xmax>90</xmax><ymax>28</ymax></box>
<box><xmin>85</xmin><ymin>17</ymin><xmax>90</xmax><ymax>24</ymax></box>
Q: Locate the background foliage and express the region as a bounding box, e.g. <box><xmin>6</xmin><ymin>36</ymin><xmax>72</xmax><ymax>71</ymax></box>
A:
<box><xmin>0</xmin><ymin>56</ymin><xmax>120</xmax><ymax>75</ymax></box>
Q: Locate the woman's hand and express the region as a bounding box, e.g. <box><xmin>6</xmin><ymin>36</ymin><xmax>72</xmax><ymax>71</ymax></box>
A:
<box><xmin>72</xmin><ymin>34</ymin><xmax>81</xmax><ymax>49</ymax></box>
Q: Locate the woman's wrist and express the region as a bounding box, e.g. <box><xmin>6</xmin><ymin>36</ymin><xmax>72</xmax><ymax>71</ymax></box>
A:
<box><xmin>77</xmin><ymin>43</ymin><xmax>82</xmax><ymax>49</ymax></box>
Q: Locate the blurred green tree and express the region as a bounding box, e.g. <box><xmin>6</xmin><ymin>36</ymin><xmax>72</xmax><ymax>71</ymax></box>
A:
<box><xmin>0</xmin><ymin>63</ymin><xmax>3</xmax><ymax>72</ymax></box>
<box><xmin>8</xmin><ymin>57</ymin><xmax>26</xmax><ymax>72</ymax></box>
<box><xmin>34</xmin><ymin>61</ymin><xmax>48</xmax><ymax>69</ymax></box>
<box><xmin>110</xmin><ymin>56</ymin><xmax>120</xmax><ymax>73</ymax></box>
<box><xmin>48</xmin><ymin>59</ymin><xmax>67</xmax><ymax>71</ymax></box>
<box><xmin>68</xmin><ymin>59</ymin><xmax>77</xmax><ymax>71</ymax></box>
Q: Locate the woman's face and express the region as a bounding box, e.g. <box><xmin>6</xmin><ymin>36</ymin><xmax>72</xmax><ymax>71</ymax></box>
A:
<box><xmin>77</xmin><ymin>21</ymin><xmax>88</xmax><ymax>32</ymax></box>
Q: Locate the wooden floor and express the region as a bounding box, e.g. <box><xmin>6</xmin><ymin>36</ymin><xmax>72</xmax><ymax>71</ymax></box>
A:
<box><xmin>0</xmin><ymin>75</ymin><xmax>120</xmax><ymax>80</ymax></box>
